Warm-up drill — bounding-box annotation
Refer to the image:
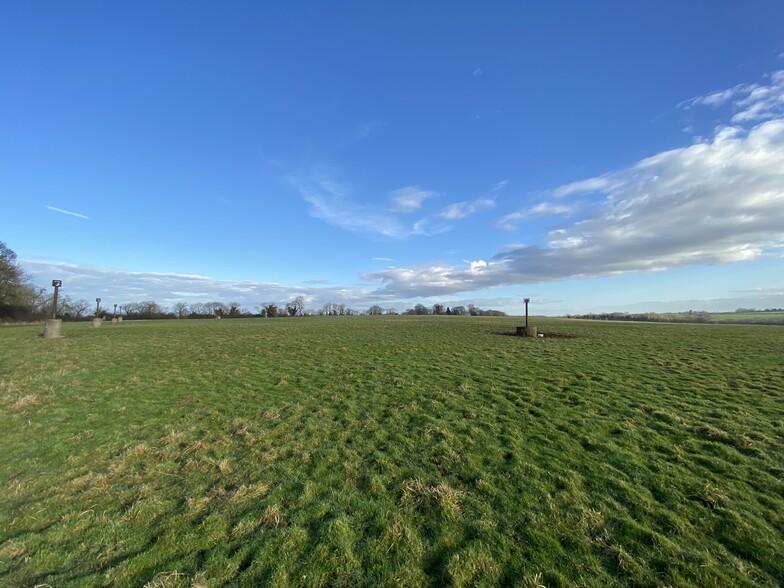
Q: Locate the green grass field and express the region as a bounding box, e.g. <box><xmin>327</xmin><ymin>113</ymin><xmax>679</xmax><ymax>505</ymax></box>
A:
<box><xmin>709</xmin><ymin>311</ymin><xmax>784</xmax><ymax>324</ymax></box>
<box><xmin>1</xmin><ymin>317</ymin><xmax>783</xmax><ymax>587</ymax></box>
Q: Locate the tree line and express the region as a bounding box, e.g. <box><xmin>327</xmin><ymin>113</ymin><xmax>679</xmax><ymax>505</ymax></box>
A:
<box><xmin>564</xmin><ymin>311</ymin><xmax>713</xmax><ymax>323</ymax></box>
<box><xmin>1</xmin><ymin>241</ymin><xmax>507</xmax><ymax>322</ymax></box>
<box><xmin>118</xmin><ymin>300</ymin><xmax>506</xmax><ymax>320</ymax></box>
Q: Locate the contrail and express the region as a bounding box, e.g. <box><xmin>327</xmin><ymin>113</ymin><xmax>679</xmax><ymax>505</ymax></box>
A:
<box><xmin>45</xmin><ymin>205</ymin><xmax>90</xmax><ymax>220</ymax></box>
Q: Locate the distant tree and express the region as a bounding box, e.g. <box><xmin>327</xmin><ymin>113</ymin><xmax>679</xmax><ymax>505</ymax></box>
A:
<box><xmin>0</xmin><ymin>241</ymin><xmax>43</xmax><ymax>320</ymax></box>
<box><xmin>73</xmin><ymin>298</ymin><xmax>90</xmax><ymax>319</ymax></box>
<box><xmin>432</xmin><ymin>303</ymin><xmax>445</xmax><ymax>315</ymax></box>
<box><xmin>414</xmin><ymin>303</ymin><xmax>429</xmax><ymax>315</ymax></box>
<box><xmin>204</xmin><ymin>302</ymin><xmax>227</xmax><ymax>317</ymax></box>
<box><xmin>264</xmin><ymin>303</ymin><xmax>278</xmax><ymax>318</ymax></box>
<box><xmin>173</xmin><ymin>302</ymin><xmax>189</xmax><ymax>318</ymax></box>
<box><xmin>451</xmin><ymin>305</ymin><xmax>466</xmax><ymax>316</ymax></box>
<box><xmin>467</xmin><ymin>304</ymin><xmax>478</xmax><ymax>316</ymax></box>
<box><xmin>367</xmin><ymin>304</ymin><xmax>383</xmax><ymax>315</ymax></box>
<box><xmin>446</xmin><ymin>307</ymin><xmax>452</xmax><ymax>315</ymax></box>
<box><xmin>291</xmin><ymin>296</ymin><xmax>305</xmax><ymax>316</ymax></box>
<box><xmin>61</xmin><ymin>297</ymin><xmax>90</xmax><ymax>320</ymax></box>
<box><xmin>123</xmin><ymin>300</ymin><xmax>166</xmax><ymax>319</ymax></box>
<box><xmin>384</xmin><ymin>307</ymin><xmax>398</xmax><ymax>315</ymax></box>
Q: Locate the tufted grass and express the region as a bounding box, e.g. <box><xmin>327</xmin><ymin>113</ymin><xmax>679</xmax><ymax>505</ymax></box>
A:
<box><xmin>1</xmin><ymin>317</ymin><xmax>783</xmax><ymax>586</ymax></box>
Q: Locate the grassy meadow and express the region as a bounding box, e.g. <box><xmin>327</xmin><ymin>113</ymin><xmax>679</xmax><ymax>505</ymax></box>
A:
<box><xmin>709</xmin><ymin>311</ymin><xmax>784</xmax><ymax>325</ymax></box>
<box><xmin>1</xmin><ymin>317</ymin><xmax>783</xmax><ymax>587</ymax></box>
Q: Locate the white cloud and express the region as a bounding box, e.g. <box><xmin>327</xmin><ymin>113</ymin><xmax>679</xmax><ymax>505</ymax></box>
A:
<box><xmin>497</xmin><ymin>202</ymin><xmax>576</xmax><ymax>231</ymax></box>
<box><xmin>288</xmin><ymin>171</ymin><xmax>448</xmax><ymax>239</ymax></box>
<box><xmin>45</xmin><ymin>205</ymin><xmax>89</xmax><ymax>220</ymax></box>
<box><xmin>491</xmin><ymin>180</ymin><xmax>510</xmax><ymax>192</ymax></box>
<box><xmin>365</xmin><ymin>111</ymin><xmax>784</xmax><ymax>297</ymax></box>
<box><xmin>473</xmin><ymin>68</ymin><xmax>484</xmax><ymax>76</ymax></box>
<box><xmin>20</xmin><ymin>259</ymin><xmax>397</xmax><ymax>311</ymax></box>
<box><xmin>288</xmin><ymin>169</ymin><xmax>407</xmax><ymax>238</ymax></box>
<box><xmin>678</xmin><ymin>85</ymin><xmax>750</xmax><ymax>109</ymax></box>
<box><xmin>553</xmin><ymin>176</ymin><xmax>616</xmax><ymax>198</ymax></box>
<box><xmin>438</xmin><ymin>197</ymin><xmax>495</xmax><ymax>220</ymax></box>
<box><xmin>731</xmin><ymin>71</ymin><xmax>784</xmax><ymax>123</ymax></box>
<box><xmin>390</xmin><ymin>186</ymin><xmax>437</xmax><ymax>212</ymax></box>
<box><xmin>678</xmin><ymin>70</ymin><xmax>784</xmax><ymax>124</ymax></box>
<box><xmin>437</xmin><ymin>180</ymin><xmax>505</xmax><ymax>220</ymax></box>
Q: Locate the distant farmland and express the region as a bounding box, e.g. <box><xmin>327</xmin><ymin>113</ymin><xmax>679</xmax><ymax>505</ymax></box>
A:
<box><xmin>1</xmin><ymin>317</ymin><xmax>782</xmax><ymax>586</ymax></box>
<box><xmin>566</xmin><ymin>310</ymin><xmax>784</xmax><ymax>326</ymax></box>
<box><xmin>709</xmin><ymin>311</ymin><xmax>784</xmax><ymax>324</ymax></box>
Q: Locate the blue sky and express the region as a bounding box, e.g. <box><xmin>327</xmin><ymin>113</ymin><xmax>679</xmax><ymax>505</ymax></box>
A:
<box><xmin>2</xmin><ymin>2</ymin><xmax>784</xmax><ymax>315</ymax></box>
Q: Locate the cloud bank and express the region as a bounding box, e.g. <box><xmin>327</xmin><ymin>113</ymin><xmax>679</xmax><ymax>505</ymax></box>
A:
<box><xmin>365</xmin><ymin>72</ymin><xmax>784</xmax><ymax>297</ymax></box>
<box><xmin>21</xmin><ymin>259</ymin><xmax>390</xmax><ymax>310</ymax></box>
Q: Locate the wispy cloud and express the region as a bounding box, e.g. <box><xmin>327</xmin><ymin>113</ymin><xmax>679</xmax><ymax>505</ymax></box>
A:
<box><xmin>491</xmin><ymin>180</ymin><xmax>510</xmax><ymax>192</ymax></box>
<box><xmin>288</xmin><ymin>170</ymin><xmax>444</xmax><ymax>239</ymax></box>
<box><xmin>437</xmin><ymin>180</ymin><xmax>506</xmax><ymax>220</ymax></box>
<box><xmin>45</xmin><ymin>205</ymin><xmax>89</xmax><ymax>220</ymax></box>
<box><xmin>439</xmin><ymin>197</ymin><xmax>495</xmax><ymax>220</ymax></box>
<box><xmin>473</xmin><ymin>68</ymin><xmax>484</xmax><ymax>76</ymax></box>
<box><xmin>678</xmin><ymin>70</ymin><xmax>784</xmax><ymax>124</ymax></box>
<box><xmin>364</xmin><ymin>72</ymin><xmax>784</xmax><ymax>297</ymax></box>
<box><xmin>390</xmin><ymin>186</ymin><xmax>437</xmax><ymax>212</ymax></box>
<box><xmin>344</xmin><ymin>121</ymin><xmax>384</xmax><ymax>144</ymax></box>
<box><xmin>497</xmin><ymin>202</ymin><xmax>577</xmax><ymax>231</ymax></box>
<box><xmin>287</xmin><ymin>169</ymin><xmax>403</xmax><ymax>238</ymax></box>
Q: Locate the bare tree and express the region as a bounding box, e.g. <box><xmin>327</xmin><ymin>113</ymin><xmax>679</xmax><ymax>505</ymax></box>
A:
<box><xmin>69</xmin><ymin>298</ymin><xmax>90</xmax><ymax>319</ymax></box>
<box><xmin>367</xmin><ymin>304</ymin><xmax>383</xmax><ymax>315</ymax></box>
<box><xmin>173</xmin><ymin>302</ymin><xmax>189</xmax><ymax>318</ymax></box>
<box><xmin>204</xmin><ymin>301</ymin><xmax>228</xmax><ymax>317</ymax></box>
<box><xmin>291</xmin><ymin>296</ymin><xmax>305</xmax><ymax>316</ymax></box>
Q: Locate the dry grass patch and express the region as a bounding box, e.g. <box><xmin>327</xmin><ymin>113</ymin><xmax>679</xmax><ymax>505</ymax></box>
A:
<box><xmin>402</xmin><ymin>478</ymin><xmax>465</xmax><ymax>517</ymax></box>
<box><xmin>8</xmin><ymin>394</ymin><xmax>39</xmax><ymax>409</ymax></box>
<box><xmin>0</xmin><ymin>539</ymin><xmax>27</xmax><ymax>561</ymax></box>
<box><xmin>0</xmin><ymin>380</ymin><xmax>24</xmax><ymax>394</ymax></box>
<box><xmin>261</xmin><ymin>504</ymin><xmax>283</xmax><ymax>528</ymax></box>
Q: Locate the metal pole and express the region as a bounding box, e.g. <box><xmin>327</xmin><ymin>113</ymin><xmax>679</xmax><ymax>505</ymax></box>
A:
<box><xmin>96</xmin><ymin>298</ymin><xmax>101</xmax><ymax>317</ymax></box>
<box><xmin>524</xmin><ymin>298</ymin><xmax>530</xmax><ymax>328</ymax></box>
